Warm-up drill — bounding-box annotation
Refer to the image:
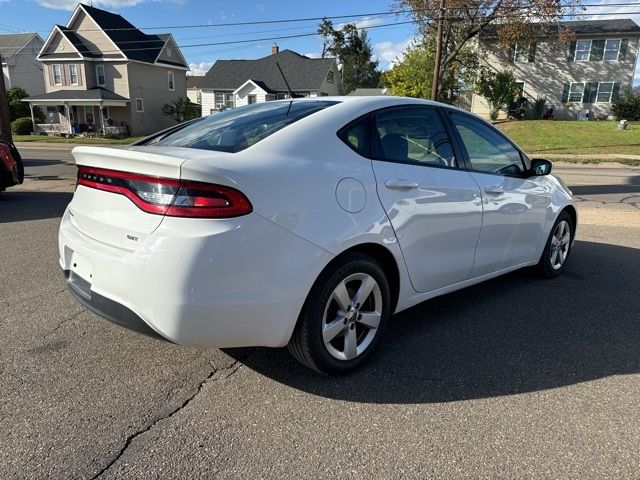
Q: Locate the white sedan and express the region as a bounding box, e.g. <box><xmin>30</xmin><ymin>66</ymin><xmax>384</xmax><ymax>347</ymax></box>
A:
<box><xmin>59</xmin><ymin>97</ymin><xmax>576</xmax><ymax>374</ymax></box>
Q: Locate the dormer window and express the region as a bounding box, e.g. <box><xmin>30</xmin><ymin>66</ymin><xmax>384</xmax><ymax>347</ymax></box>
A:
<box><xmin>96</xmin><ymin>65</ymin><xmax>106</xmax><ymax>86</ymax></box>
<box><xmin>168</xmin><ymin>71</ymin><xmax>175</xmax><ymax>91</ymax></box>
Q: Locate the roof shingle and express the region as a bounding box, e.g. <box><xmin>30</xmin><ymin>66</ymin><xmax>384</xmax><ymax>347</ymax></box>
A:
<box><xmin>0</xmin><ymin>33</ymin><xmax>39</xmax><ymax>59</ymax></box>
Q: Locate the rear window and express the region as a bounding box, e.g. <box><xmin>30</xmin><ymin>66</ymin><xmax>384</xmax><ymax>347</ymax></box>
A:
<box><xmin>141</xmin><ymin>100</ymin><xmax>339</xmax><ymax>153</ymax></box>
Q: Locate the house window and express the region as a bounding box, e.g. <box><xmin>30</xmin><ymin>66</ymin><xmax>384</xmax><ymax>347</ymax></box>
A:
<box><xmin>574</xmin><ymin>40</ymin><xmax>591</xmax><ymax>61</ymax></box>
<box><xmin>327</xmin><ymin>70</ymin><xmax>334</xmax><ymax>83</ymax></box>
<box><xmin>276</xmin><ymin>93</ymin><xmax>288</xmax><ymax>100</ymax></box>
<box><xmin>596</xmin><ymin>82</ymin><xmax>614</xmax><ymax>103</ymax></box>
<box><xmin>135</xmin><ymin>98</ymin><xmax>144</xmax><ymax>112</ymax></box>
<box><xmin>225</xmin><ymin>93</ymin><xmax>234</xmax><ymax>109</ymax></box>
<box><xmin>168</xmin><ymin>71</ymin><xmax>175</xmax><ymax>91</ymax></box>
<box><xmin>513</xmin><ymin>43</ymin><xmax>530</xmax><ymax>63</ymax></box>
<box><xmin>96</xmin><ymin>65</ymin><xmax>106</xmax><ymax>86</ymax></box>
<box><xmin>569</xmin><ymin>82</ymin><xmax>585</xmax><ymax>102</ymax></box>
<box><xmin>604</xmin><ymin>39</ymin><xmax>621</xmax><ymax>61</ymax></box>
<box><xmin>85</xmin><ymin>109</ymin><xmax>94</xmax><ymax>125</ymax></box>
<box><xmin>69</xmin><ymin>64</ymin><xmax>78</xmax><ymax>85</ymax></box>
<box><xmin>215</xmin><ymin>92</ymin><xmax>224</xmax><ymax>109</ymax></box>
<box><xmin>167</xmin><ymin>47</ymin><xmax>172</xmax><ymax>57</ymax></box>
<box><xmin>52</xmin><ymin>64</ymin><xmax>62</xmax><ymax>85</ymax></box>
<box><xmin>248</xmin><ymin>94</ymin><xmax>257</xmax><ymax>104</ymax></box>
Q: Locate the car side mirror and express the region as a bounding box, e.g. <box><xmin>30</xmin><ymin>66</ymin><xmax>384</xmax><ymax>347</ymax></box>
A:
<box><xmin>530</xmin><ymin>158</ymin><xmax>552</xmax><ymax>176</ymax></box>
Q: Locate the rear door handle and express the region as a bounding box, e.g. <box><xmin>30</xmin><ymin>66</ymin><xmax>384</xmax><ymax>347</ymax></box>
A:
<box><xmin>385</xmin><ymin>180</ymin><xmax>419</xmax><ymax>190</ymax></box>
<box><xmin>484</xmin><ymin>186</ymin><xmax>504</xmax><ymax>195</ymax></box>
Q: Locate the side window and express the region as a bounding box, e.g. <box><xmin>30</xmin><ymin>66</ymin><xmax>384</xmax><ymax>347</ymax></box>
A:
<box><xmin>450</xmin><ymin>113</ymin><xmax>524</xmax><ymax>176</ymax></box>
<box><xmin>372</xmin><ymin>107</ymin><xmax>457</xmax><ymax>168</ymax></box>
<box><xmin>338</xmin><ymin>116</ymin><xmax>370</xmax><ymax>157</ymax></box>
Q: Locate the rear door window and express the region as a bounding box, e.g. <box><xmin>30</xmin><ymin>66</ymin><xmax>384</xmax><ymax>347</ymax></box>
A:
<box><xmin>141</xmin><ymin>100</ymin><xmax>339</xmax><ymax>153</ymax></box>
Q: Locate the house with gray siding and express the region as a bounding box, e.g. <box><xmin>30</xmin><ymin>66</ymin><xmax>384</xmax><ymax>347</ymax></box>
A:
<box><xmin>0</xmin><ymin>33</ymin><xmax>46</xmax><ymax>96</ymax></box>
<box><xmin>23</xmin><ymin>3</ymin><xmax>188</xmax><ymax>136</ymax></box>
<box><xmin>198</xmin><ymin>45</ymin><xmax>343</xmax><ymax>116</ymax></box>
<box><xmin>471</xmin><ymin>19</ymin><xmax>640</xmax><ymax>120</ymax></box>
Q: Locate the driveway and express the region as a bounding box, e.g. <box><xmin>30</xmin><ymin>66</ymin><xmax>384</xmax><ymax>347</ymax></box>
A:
<box><xmin>1</xmin><ymin>149</ymin><xmax>639</xmax><ymax>479</ymax></box>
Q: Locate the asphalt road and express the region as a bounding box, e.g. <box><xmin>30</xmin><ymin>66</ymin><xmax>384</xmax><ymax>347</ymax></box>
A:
<box><xmin>1</xmin><ymin>147</ymin><xmax>639</xmax><ymax>479</ymax></box>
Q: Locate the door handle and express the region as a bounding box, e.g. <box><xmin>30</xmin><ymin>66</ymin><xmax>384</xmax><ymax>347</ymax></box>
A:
<box><xmin>385</xmin><ymin>180</ymin><xmax>419</xmax><ymax>190</ymax></box>
<box><xmin>484</xmin><ymin>186</ymin><xmax>504</xmax><ymax>195</ymax></box>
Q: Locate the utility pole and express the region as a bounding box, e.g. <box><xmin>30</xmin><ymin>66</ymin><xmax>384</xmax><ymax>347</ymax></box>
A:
<box><xmin>431</xmin><ymin>0</ymin><xmax>446</xmax><ymax>101</ymax></box>
<box><xmin>0</xmin><ymin>52</ymin><xmax>13</xmax><ymax>143</ymax></box>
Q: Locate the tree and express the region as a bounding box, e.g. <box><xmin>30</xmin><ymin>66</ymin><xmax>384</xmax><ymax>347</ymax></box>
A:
<box><xmin>381</xmin><ymin>34</ymin><xmax>477</xmax><ymax>102</ymax></box>
<box><xmin>475</xmin><ymin>69</ymin><xmax>518</xmax><ymax>120</ymax></box>
<box><xmin>611</xmin><ymin>87</ymin><xmax>640</xmax><ymax>121</ymax></box>
<box><xmin>317</xmin><ymin>19</ymin><xmax>381</xmax><ymax>93</ymax></box>
<box><xmin>161</xmin><ymin>97</ymin><xmax>200</xmax><ymax>123</ymax></box>
<box><xmin>7</xmin><ymin>87</ymin><xmax>31</xmax><ymax>122</ymax></box>
<box><xmin>392</xmin><ymin>0</ymin><xmax>583</xmax><ymax>98</ymax></box>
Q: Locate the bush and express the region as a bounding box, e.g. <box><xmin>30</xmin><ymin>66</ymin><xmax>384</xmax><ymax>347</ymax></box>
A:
<box><xmin>611</xmin><ymin>87</ymin><xmax>640</xmax><ymax>121</ymax></box>
<box><xmin>475</xmin><ymin>69</ymin><xmax>517</xmax><ymax>117</ymax></box>
<box><xmin>532</xmin><ymin>96</ymin><xmax>547</xmax><ymax>120</ymax></box>
<box><xmin>11</xmin><ymin>117</ymin><xmax>34</xmax><ymax>135</ymax></box>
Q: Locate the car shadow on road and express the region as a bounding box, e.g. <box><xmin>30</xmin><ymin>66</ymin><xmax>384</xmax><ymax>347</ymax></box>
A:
<box><xmin>0</xmin><ymin>190</ymin><xmax>72</xmax><ymax>223</ymax></box>
<box><xmin>231</xmin><ymin>240</ymin><xmax>640</xmax><ymax>403</ymax></box>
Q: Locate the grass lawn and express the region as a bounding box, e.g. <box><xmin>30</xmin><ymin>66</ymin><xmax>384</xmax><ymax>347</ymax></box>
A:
<box><xmin>12</xmin><ymin>135</ymin><xmax>145</xmax><ymax>145</ymax></box>
<box><xmin>496</xmin><ymin>121</ymin><xmax>640</xmax><ymax>162</ymax></box>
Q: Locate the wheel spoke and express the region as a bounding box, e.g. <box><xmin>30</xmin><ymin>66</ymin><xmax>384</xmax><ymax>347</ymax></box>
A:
<box><xmin>558</xmin><ymin>248</ymin><xmax>566</xmax><ymax>265</ymax></box>
<box><xmin>332</xmin><ymin>280</ymin><xmax>351</xmax><ymax>311</ymax></box>
<box><xmin>550</xmin><ymin>248</ymin><xmax>559</xmax><ymax>266</ymax></box>
<box><xmin>560</xmin><ymin>233</ymin><xmax>570</xmax><ymax>245</ymax></box>
<box><xmin>551</xmin><ymin>236</ymin><xmax>560</xmax><ymax>246</ymax></box>
<box><xmin>323</xmin><ymin>316</ymin><xmax>346</xmax><ymax>344</ymax></box>
<box><xmin>358</xmin><ymin>311</ymin><xmax>381</xmax><ymax>330</ymax></box>
<box><xmin>343</xmin><ymin>327</ymin><xmax>358</xmax><ymax>360</ymax></box>
<box><xmin>353</xmin><ymin>276</ymin><xmax>376</xmax><ymax>307</ymax></box>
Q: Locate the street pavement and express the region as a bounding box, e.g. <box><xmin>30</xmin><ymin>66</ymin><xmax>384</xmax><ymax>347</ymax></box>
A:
<box><xmin>1</xmin><ymin>147</ymin><xmax>639</xmax><ymax>479</ymax></box>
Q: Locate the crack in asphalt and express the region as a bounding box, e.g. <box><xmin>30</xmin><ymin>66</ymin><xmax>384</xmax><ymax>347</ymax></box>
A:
<box><xmin>41</xmin><ymin>310</ymin><xmax>85</xmax><ymax>343</ymax></box>
<box><xmin>89</xmin><ymin>352</ymin><xmax>254</xmax><ymax>480</ymax></box>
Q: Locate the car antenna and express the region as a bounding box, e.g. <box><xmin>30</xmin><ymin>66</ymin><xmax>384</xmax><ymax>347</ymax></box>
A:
<box><xmin>276</xmin><ymin>61</ymin><xmax>295</xmax><ymax>114</ymax></box>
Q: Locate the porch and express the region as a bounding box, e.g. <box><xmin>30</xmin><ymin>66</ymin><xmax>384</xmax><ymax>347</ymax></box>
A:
<box><xmin>23</xmin><ymin>88</ymin><xmax>131</xmax><ymax>138</ymax></box>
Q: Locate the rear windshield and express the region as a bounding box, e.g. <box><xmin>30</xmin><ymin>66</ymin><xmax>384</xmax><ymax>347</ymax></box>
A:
<box><xmin>140</xmin><ymin>100</ymin><xmax>339</xmax><ymax>153</ymax></box>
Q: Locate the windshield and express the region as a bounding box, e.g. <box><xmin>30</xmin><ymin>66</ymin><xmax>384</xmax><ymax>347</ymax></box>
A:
<box><xmin>139</xmin><ymin>100</ymin><xmax>339</xmax><ymax>153</ymax></box>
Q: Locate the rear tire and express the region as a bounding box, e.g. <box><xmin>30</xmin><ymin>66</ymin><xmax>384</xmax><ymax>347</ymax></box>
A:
<box><xmin>288</xmin><ymin>253</ymin><xmax>390</xmax><ymax>375</ymax></box>
<box><xmin>536</xmin><ymin>211</ymin><xmax>574</xmax><ymax>278</ymax></box>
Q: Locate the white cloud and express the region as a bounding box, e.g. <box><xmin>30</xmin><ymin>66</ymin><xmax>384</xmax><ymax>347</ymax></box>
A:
<box><xmin>336</xmin><ymin>16</ymin><xmax>385</xmax><ymax>31</ymax></box>
<box><xmin>373</xmin><ymin>36</ymin><xmax>416</xmax><ymax>68</ymax></box>
<box><xmin>188</xmin><ymin>61</ymin><xmax>214</xmax><ymax>76</ymax></box>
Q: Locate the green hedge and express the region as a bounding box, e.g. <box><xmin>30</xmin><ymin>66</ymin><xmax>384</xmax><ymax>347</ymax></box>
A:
<box><xmin>11</xmin><ymin>117</ymin><xmax>34</xmax><ymax>135</ymax></box>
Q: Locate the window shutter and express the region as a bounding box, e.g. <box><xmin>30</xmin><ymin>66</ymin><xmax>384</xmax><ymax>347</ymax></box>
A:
<box><xmin>48</xmin><ymin>65</ymin><xmax>54</xmax><ymax>86</ymax></box>
<box><xmin>583</xmin><ymin>83</ymin><xmax>598</xmax><ymax>103</ymax></box>
<box><xmin>567</xmin><ymin>41</ymin><xmax>576</xmax><ymax>62</ymax></box>
<box><xmin>528</xmin><ymin>43</ymin><xmax>537</xmax><ymax>63</ymax></box>
<box><xmin>508</xmin><ymin>43</ymin><xmax>516</xmax><ymax>63</ymax></box>
<box><xmin>589</xmin><ymin>40</ymin><xmax>605</xmax><ymax>61</ymax></box>
<box><xmin>561</xmin><ymin>83</ymin><xmax>570</xmax><ymax>103</ymax></box>
<box><xmin>612</xmin><ymin>83</ymin><xmax>622</xmax><ymax>102</ymax></box>
<box><xmin>77</xmin><ymin>64</ymin><xmax>83</xmax><ymax>86</ymax></box>
<box><xmin>619</xmin><ymin>39</ymin><xmax>629</xmax><ymax>60</ymax></box>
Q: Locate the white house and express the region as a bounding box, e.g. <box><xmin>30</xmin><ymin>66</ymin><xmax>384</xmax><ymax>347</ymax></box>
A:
<box><xmin>198</xmin><ymin>45</ymin><xmax>343</xmax><ymax>116</ymax></box>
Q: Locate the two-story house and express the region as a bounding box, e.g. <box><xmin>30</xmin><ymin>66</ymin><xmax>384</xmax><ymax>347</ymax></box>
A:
<box><xmin>23</xmin><ymin>3</ymin><xmax>188</xmax><ymax>136</ymax></box>
<box><xmin>471</xmin><ymin>19</ymin><xmax>640</xmax><ymax>120</ymax></box>
<box><xmin>1</xmin><ymin>33</ymin><xmax>46</xmax><ymax>96</ymax></box>
<box><xmin>198</xmin><ymin>45</ymin><xmax>343</xmax><ymax>116</ymax></box>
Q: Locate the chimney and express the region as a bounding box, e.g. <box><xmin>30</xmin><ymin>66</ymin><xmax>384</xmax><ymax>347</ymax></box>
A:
<box><xmin>272</xmin><ymin>43</ymin><xmax>279</xmax><ymax>55</ymax></box>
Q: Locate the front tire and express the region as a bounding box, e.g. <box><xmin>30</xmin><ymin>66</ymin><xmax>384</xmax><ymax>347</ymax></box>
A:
<box><xmin>536</xmin><ymin>211</ymin><xmax>574</xmax><ymax>278</ymax></box>
<box><xmin>288</xmin><ymin>253</ymin><xmax>390</xmax><ymax>375</ymax></box>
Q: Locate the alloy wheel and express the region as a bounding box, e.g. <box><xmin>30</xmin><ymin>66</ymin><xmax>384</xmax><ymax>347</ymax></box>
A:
<box><xmin>550</xmin><ymin>220</ymin><xmax>571</xmax><ymax>270</ymax></box>
<box><xmin>322</xmin><ymin>273</ymin><xmax>383</xmax><ymax>361</ymax></box>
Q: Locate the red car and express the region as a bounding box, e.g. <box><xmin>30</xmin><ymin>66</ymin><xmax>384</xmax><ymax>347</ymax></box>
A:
<box><xmin>0</xmin><ymin>141</ymin><xmax>23</xmax><ymax>193</ymax></box>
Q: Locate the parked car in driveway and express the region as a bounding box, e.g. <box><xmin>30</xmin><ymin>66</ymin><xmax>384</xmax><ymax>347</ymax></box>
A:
<box><xmin>59</xmin><ymin>97</ymin><xmax>577</xmax><ymax>374</ymax></box>
<box><xmin>0</xmin><ymin>141</ymin><xmax>24</xmax><ymax>194</ymax></box>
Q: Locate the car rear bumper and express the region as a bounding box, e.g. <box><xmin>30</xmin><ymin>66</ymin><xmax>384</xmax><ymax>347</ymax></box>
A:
<box><xmin>59</xmin><ymin>207</ymin><xmax>333</xmax><ymax>348</ymax></box>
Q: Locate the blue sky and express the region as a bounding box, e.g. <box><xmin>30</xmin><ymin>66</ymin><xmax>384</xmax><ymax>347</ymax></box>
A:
<box><xmin>0</xmin><ymin>0</ymin><xmax>638</xmax><ymax>82</ymax></box>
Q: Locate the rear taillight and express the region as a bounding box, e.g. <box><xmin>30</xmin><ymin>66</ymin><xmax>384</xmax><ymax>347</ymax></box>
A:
<box><xmin>77</xmin><ymin>166</ymin><xmax>252</xmax><ymax>218</ymax></box>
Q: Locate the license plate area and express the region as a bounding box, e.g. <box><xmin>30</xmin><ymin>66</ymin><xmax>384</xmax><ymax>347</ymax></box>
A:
<box><xmin>67</xmin><ymin>251</ymin><xmax>93</xmax><ymax>300</ymax></box>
